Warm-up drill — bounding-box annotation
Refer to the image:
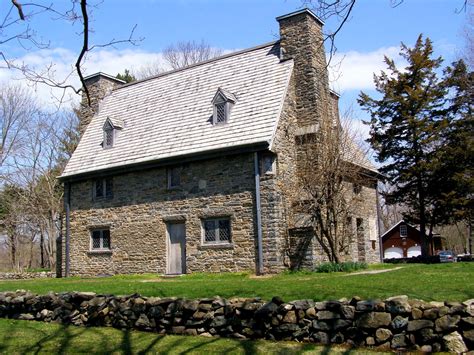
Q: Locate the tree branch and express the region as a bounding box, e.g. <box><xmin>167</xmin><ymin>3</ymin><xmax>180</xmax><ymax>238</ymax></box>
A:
<box><xmin>11</xmin><ymin>0</ymin><xmax>25</xmax><ymax>20</ymax></box>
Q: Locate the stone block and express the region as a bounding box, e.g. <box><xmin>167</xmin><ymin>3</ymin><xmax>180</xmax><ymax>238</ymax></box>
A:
<box><xmin>356</xmin><ymin>312</ymin><xmax>391</xmax><ymax>329</ymax></box>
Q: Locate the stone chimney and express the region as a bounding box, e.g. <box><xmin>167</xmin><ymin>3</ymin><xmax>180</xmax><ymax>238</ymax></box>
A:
<box><xmin>78</xmin><ymin>72</ymin><xmax>126</xmax><ymax>136</ymax></box>
<box><xmin>277</xmin><ymin>9</ymin><xmax>331</xmax><ymax>128</ymax></box>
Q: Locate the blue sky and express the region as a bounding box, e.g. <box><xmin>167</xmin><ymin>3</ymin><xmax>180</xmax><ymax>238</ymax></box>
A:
<box><xmin>0</xmin><ymin>0</ymin><xmax>470</xmax><ymax>132</ymax></box>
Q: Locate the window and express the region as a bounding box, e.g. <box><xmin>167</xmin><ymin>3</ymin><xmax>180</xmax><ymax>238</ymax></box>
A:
<box><xmin>211</xmin><ymin>88</ymin><xmax>235</xmax><ymax>125</ymax></box>
<box><xmin>102</xmin><ymin>117</ymin><xmax>123</xmax><ymax>149</ymax></box>
<box><xmin>94</xmin><ymin>178</ymin><xmax>113</xmax><ymax>200</ymax></box>
<box><xmin>400</xmin><ymin>224</ymin><xmax>408</xmax><ymax>237</ymax></box>
<box><xmin>91</xmin><ymin>229</ymin><xmax>111</xmax><ymax>251</ymax></box>
<box><xmin>202</xmin><ymin>218</ymin><xmax>231</xmax><ymax>244</ymax></box>
<box><xmin>260</xmin><ymin>153</ymin><xmax>276</xmax><ymax>175</ymax></box>
<box><xmin>215</xmin><ymin>101</ymin><xmax>227</xmax><ymax>124</ymax></box>
<box><xmin>168</xmin><ymin>167</ymin><xmax>181</xmax><ymax>189</ymax></box>
<box><xmin>104</xmin><ymin>126</ymin><xmax>114</xmax><ymax>148</ymax></box>
<box><xmin>356</xmin><ymin>218</ymin><xmax>364</xmax><ymax>234</ymax></box>
<box><xmin>353</xmin><ymin>183</ymin><xmax>362</xmax><ymax>194</ymax></box>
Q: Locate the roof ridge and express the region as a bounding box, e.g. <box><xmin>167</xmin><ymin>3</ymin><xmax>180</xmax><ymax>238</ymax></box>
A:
<box><xmin>114</xmin><ymin>41</ymin><xmax>280</xmax><ymax>90</ymax></box>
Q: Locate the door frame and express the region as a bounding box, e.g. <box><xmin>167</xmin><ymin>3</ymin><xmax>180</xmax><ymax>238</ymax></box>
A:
<box><xmin>166</xmin><ymin>222</ymin><xmax>186</xmax><ymax>275</ymax></box>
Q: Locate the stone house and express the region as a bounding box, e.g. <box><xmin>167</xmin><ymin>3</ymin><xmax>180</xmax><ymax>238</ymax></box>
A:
<box><xmin>59</xmin><ymin>9</ymin><xmax>381</xmax><ymax>276</ymax></box>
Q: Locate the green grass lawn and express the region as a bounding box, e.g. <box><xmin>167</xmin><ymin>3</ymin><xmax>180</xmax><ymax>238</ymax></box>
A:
<box><xmin>0</xmin><ymin>263</ymin><xmax>473</xmax><ymax>302</ymax></box>
<box><xmin>0</xmin><ymin>318</ymin><xmax>383</xmax><ymax>354</ymax></box>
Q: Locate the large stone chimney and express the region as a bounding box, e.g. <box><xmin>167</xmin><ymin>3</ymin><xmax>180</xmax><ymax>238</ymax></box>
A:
<box><xmin>78</xmin><ymin>72</ymin><xmax>125</xmax><ymax>136</ymax></box>
<box><xmin>277</xmin><ymin>9</ymin><xmax>331</xmax><ymax>128</ymax></box>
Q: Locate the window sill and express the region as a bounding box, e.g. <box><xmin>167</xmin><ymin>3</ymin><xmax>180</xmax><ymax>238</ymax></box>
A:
<box><xmin>87</xmin><ymin>250</ymin><xmax>112</xmax><ymax>255</ymax></box>
<box><xmin>199</xmin><ymin>243</ymin><xmax>234</xmax><ymax>250</ymax></box>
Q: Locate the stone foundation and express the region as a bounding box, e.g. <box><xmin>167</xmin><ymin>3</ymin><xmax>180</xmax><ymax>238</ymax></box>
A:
<box><xmin>0</xmin><ymin>291</ymin><xmax>472</xmax><ymax>352</ymax></box>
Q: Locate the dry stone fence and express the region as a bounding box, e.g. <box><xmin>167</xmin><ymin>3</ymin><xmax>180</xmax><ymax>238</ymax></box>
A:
<box><xmin>0</xmin><ymin>291</ymin><xmax>472</xmax><ymax>352</ymax></box>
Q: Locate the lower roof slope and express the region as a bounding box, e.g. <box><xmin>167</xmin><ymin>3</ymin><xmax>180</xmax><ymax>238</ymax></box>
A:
<box><xmin>61</xmin><ymin>42</ymin><xmax>293</xmax><ymax>179</ymax></box>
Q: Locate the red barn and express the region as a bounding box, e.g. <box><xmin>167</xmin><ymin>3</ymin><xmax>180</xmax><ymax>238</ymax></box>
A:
<box><xmin>382</xmin><ymin>220</ymin><xmax>445</xmax><ymax>259</ymax></box>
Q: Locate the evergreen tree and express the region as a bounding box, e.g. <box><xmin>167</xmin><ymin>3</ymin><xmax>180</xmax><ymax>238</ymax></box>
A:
<box><xmin>432</xmin><ymin>60</ymin><xmax>473</xmax><ymax>225</ymax></box>
<box><xmin>358</xmin><ymin>35</ymin><xmax>449</xmax><ymax>256</ymax></box>
<box><xmin>116</xmin><ymin>69</ymin><xmax>136</xmax><ymax>83</ymax></box>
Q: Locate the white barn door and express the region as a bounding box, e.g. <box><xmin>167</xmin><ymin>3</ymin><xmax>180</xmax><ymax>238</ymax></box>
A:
<box><xmin>384</xmin><ymin>247</ymin><xmax>403</xmax><ymax>259</ymax></box>
<box><xmin>167</xmin><ymin>223</ymin><xmax>186</xmax><ymax>274</ymax></box>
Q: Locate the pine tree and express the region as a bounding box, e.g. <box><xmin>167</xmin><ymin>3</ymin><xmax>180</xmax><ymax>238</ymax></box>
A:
<box><xmin>116</xmin><ymin>69</ymin><xmax>136</xmax><ymax>83</ymax></box>
<box><xmin>358</xmin><ymin>35</ymin><xmax>448</xmax><ymax>256</ymax></box>
<box><xmin>432</xmin><ymin>60</ymin><xmax>473</xmax><ymax>225</ymax></box>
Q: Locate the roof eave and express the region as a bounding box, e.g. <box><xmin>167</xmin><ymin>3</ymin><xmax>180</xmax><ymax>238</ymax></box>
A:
<box><xmin>59</xmin><ymin>141</ymin><xmax>270</xmax><ymax>182</ymax></box>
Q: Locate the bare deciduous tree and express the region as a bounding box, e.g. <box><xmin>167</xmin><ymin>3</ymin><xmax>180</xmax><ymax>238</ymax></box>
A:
<box><xmin>135</xmin><ymin>40</ymin><xmax>223</xmax><ymax>79</ymax></box>
<box><xmin>163</xmin><ymin>40</ymin><xmax>223</xmax><ymax>70</ymax></box>
<box><xmin>284</xmin><ymin>111</ymin><xmax>377</xmax><ymax>266</ymax></box>
<box><xmin>0</xmin><ymin>84</ymin><xmax>37</xmax><ymax>167</ymax></box>
<box><xmin>0</xmin><ymin>85</ymin><xmax>71</xmax><ymax>271</ymax></box>
<box><xmin>301</xmin><ymin>0</ymin><xmax>470</xmax><ymax>66</ymax></box>
<box><xmin>1</xmin><ymin>1</ymin><xmax>140</xmax><ymax>106</ymax></box>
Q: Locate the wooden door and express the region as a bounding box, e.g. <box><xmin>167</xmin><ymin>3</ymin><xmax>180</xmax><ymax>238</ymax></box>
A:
<box><xmin>167</xmin><ymin>223</ymin><xmax>186</xmax><ymax>274</ymax></box>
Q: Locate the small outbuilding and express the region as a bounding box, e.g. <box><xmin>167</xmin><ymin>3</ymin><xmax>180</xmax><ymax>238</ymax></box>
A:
<box><xmin>381</xmin><ymin>220</ymin><xmax>445</xmax><ymax>259</ymax></box>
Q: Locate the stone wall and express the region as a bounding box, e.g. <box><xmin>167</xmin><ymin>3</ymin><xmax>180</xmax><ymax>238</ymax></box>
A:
<box><xmin>0</xmin><ymin>272</ymin><xmax>54</xmax><ymax>280</ymax></box>
<box><xmin>0</xmin><ymin>291</ymin><xmax>472</xmax><ymax>352</ymax></box>
<box><xmin>68</xmin><ymin>154</ymin><xmax>259</xmax><ymax>276</ymax></box>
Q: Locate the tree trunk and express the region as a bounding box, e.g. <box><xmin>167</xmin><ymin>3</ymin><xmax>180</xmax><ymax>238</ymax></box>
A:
<box><xmin>416</xmin><ymin>171</ymin><xmax>429</xmax><ymax>257</ymax></box>
<box><xmin>40</xmin><ymin>231</ymin><xmax>45</xmax><ymax>268</ymax></box>
<box><xmin>9</xmin><ymin>232</ymin><xmax>16</xmax><ymax>270</ymax></box>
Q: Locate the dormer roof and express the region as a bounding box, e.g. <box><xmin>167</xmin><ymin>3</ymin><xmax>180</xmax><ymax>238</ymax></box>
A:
<box><xmin>104</xmin><ymin>116</ymin><xmax>124</xmax><ymax>130</ymax></box>
<box><xmin>212</xmin><ymin>87</ymin><xmax>236</xmax><ymax>104</ymax></box>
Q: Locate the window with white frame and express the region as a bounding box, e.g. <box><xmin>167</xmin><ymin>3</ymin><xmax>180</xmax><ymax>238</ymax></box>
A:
<box><xmin>400</xmin><ymin>224</ymin><xmax>408</xmax><ymax>237</ymax></box>
<box><xmin>91</xmin><ymin>229</ymin><xmax>111</xmax><ymax>251</ymax></box>
<box><xmin>168</xmin><ymin>166</ymin><xmax>181</xmax><ymax>189</ymax></box>
<box><xmin>202</xmin><ymin>218</ymin><xmax>231</xmax><ymax>244</ymax></box>
<box><xmin>94</xmin><ymin>178</ymin><xmax>113</xmax><ymax>200</ymax></box>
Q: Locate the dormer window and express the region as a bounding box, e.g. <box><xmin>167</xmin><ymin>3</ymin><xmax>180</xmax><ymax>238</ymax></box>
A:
<box><xmin>211</xmin><ymin>88</ymin><xmax>236</xmax><ymax>125</ymax></box>
<box><xmin>102</xmin><ymin>117</ymin><xmax>124</xmax><ymax>149</ymax></box>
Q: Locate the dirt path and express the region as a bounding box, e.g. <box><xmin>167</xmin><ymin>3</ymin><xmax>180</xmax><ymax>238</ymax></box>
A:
<box><xmin>342</xmin><ymin>266</ymin><xmax>404</xmax><ymax>276</ymax></box>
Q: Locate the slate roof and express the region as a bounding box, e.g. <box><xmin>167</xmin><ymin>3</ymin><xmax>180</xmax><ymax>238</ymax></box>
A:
<box><xmin>61</xmin><ymin>42</ymin><xmax>293</xmax><ymax>178</ymax></box>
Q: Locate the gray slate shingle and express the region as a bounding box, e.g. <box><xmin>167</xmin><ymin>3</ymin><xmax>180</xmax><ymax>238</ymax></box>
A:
<box><xmin>62</xmin><ymin>42</ymin><xmax>293</xmax><ymax>178</ymax></box>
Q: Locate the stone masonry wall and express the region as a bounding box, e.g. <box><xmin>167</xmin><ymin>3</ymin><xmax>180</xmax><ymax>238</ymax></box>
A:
<box><xmin>78</xmin><ymin>75</ymin><xmax>124</xmax><ymax>136</ymax></box>
<box><xmin>0</xmin><ymin>272</ymin><xmax>54</xmax><ymax>280</ymax></box>
<box><xmin>0</xmin><ymin>291</ymin><xmax>472</xmax><ymax>352</ymax></box>
<box><xmin>278</xmin><ymin>11</ymin><xmax>331</xmax><ymax>128</ymax></box>
<box><xmin>259</xmin><ymin>71</ymin><xmax>299</xmax><ymax>273</ymax></box>
<box><xmin>68</xmin><ymin>153</ymin><xmax>258</xmax><ymax>276</ymax></box>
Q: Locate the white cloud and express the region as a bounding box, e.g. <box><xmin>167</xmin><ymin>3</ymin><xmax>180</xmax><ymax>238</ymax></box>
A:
<box><xmin>0</xmin><ymin>48</ymin><xmax>167</xmax><ymax>110</ymax></box>
<box><xmin>328</xmin><ymin>46</ymin><xmax>404</xmax><ymax>92</ymax></box>
<box><xmin>0</xmin><ymin>46</ymin><xmax>238</xmax><ymax>110</ymax></box>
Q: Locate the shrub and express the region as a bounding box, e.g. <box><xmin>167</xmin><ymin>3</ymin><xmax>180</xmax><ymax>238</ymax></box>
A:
<box><xmin>315</xmin><ymin>261</ymin><xmax>368</xmax><ymax>273</ymax></box>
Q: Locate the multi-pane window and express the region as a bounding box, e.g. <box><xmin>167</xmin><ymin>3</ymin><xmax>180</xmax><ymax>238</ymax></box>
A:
<box><xmin>94</xmin><ymin>178</ymin><xmax>113</xmax><ymax>199</ymax></box>
<box><xmin>215</xmin><ymin>102</ymin><xmax>226</xmax><ymax>124</ymax></box>
<box><xmin>400</xmin><ymin>224</ymin><xmax>408</xmax><ymax>237</ymax></box>
<box><xmin>211</xmin><ymin>89</ymin><xmax>235</xmax><ymax>125</ymax></box>
<box><xmin>103</xmin><ymin>127</ymin><xmax>114</xmax><ymax>148</ymax></box>
<box><xmin>203</xmin><ymin>218</ymin><xmax>231</xmax><ymax>244</ymax></box>
<box><xmin>91</xmin><ymin>229</ymin><xmax>111</xmax><ymax>251</ymax></box>
<box><xmin>168</xmin><ymin>166</ymin><xmax>181</xmax><ymax>188</ymax></box>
